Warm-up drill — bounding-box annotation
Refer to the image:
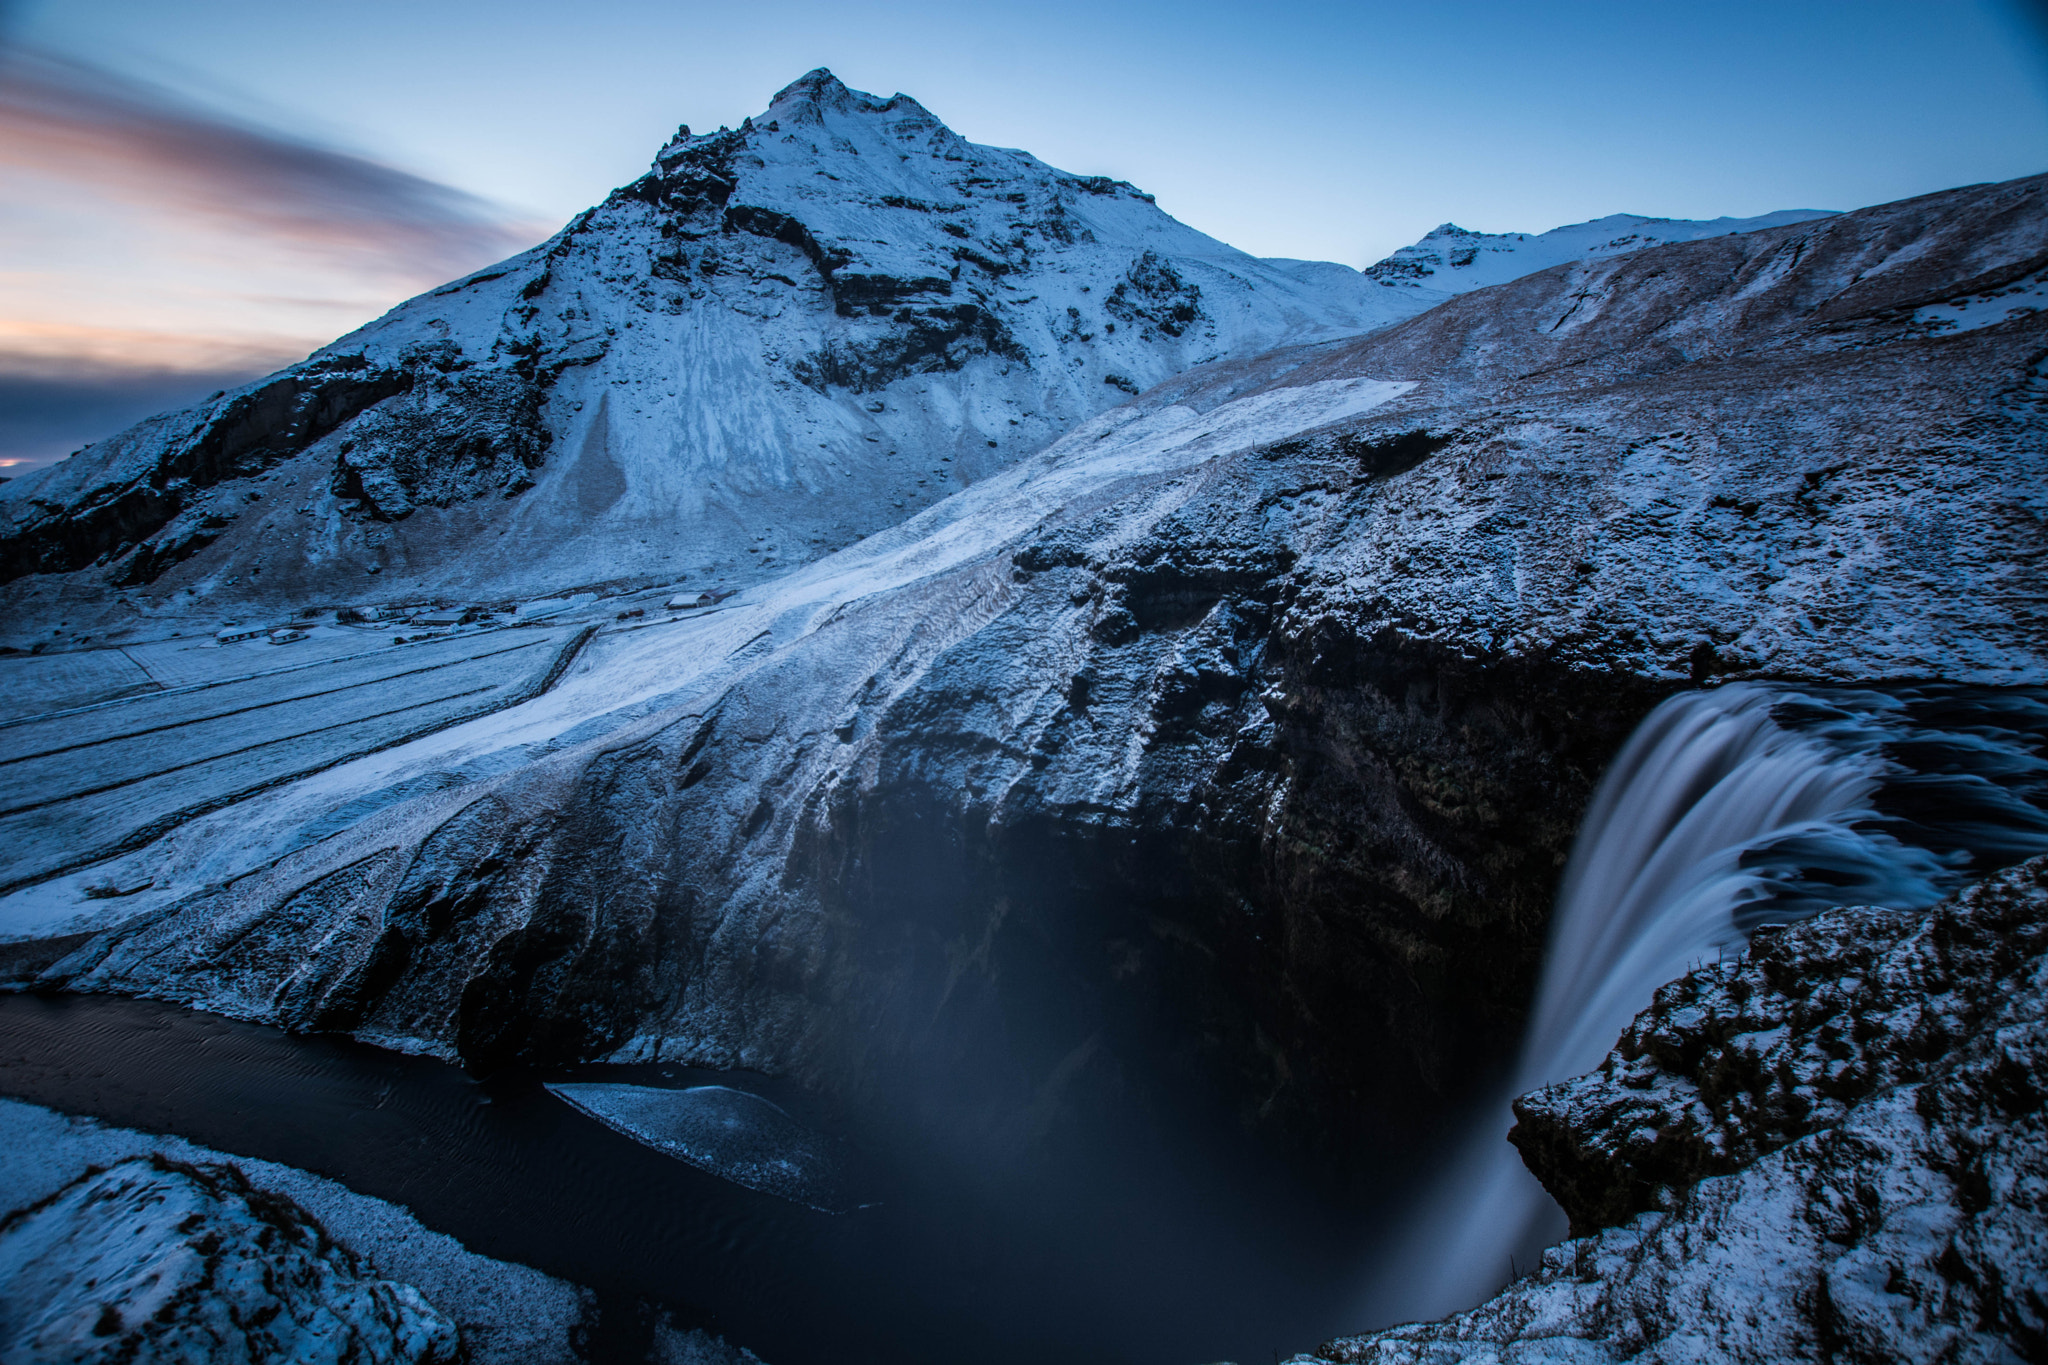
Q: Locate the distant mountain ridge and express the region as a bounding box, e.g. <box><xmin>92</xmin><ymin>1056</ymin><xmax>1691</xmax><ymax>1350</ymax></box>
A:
<box><xmin>1362</xmin><ymin>209</ymin><xmax>1837</xmax><ymax>299</ymax></box>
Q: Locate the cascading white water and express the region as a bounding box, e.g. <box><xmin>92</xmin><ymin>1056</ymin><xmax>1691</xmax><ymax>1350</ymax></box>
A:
<box><xmin>1359</xmin><ymin>683</ymin><xmax>1979</xmax><ymax>1325</ymax></box>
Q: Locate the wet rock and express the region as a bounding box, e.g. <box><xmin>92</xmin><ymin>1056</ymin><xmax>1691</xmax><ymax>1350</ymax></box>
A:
<box><xmin>1298</xmin><ymin>856</ymin><xmax>2048</xmax><ymax>1364</ymax></box>
<box><xmin>1511</xmin><ymin>856</ymin><xmax>2048</xmax><ymax>1237</ymax></box>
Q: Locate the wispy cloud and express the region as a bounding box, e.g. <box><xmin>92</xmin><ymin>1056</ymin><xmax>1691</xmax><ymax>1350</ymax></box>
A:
<box><xmin>0</xmin><ymin>319</ymin><xmax>307</xmax><ymax>378</ymax></box>
<box><xmin>0</xmin><ymin>46</ymin><xmax>553</xmax><ymax>474</ymax></box>
<box><xmin>0</xmin><ymin>46</ymin><xmax>543</xmax><ymax>282</ymax></box>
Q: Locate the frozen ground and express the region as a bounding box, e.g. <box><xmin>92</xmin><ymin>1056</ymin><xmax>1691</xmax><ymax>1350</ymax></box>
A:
<box><xmin>0</xmin><ymin>623</ymin><xmax>483</xmax><ymax>723</ymax></box>
<box><xmin>0</xmin><ymin>650</ymin><xmax>162</xmax><ymax>721</ymax></box>
<box><xmin>0</xmin><ymin>623</ymin><xmax>587</xmax><ymax>899</ymax></box>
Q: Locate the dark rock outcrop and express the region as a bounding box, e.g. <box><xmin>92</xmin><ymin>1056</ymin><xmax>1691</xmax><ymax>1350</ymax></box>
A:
<box><xmin>1512</xmin><ymin>855</ymin><xmax>2048</xmax><ymax>1238</ymax></box>
<box><xmin>327</xmin><ymin>347</ymin><xmax>550</xmax><ymax>521</ymax></box>
<box><xmin>0</xmin><ymin>354</ymin><xmax>413</xmax><ymax>585</ymax></box>
<box><xmin>1301</xmin><ymin>856</ymin><xmax>2048</xmax><ymax>1365</ymax></box>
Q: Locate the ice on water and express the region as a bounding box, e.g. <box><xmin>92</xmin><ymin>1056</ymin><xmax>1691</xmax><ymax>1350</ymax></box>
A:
<box><xmin>547</xmin><ymin>1082</ymin><xmax>847</xmax><ymax>1213</ymax></box>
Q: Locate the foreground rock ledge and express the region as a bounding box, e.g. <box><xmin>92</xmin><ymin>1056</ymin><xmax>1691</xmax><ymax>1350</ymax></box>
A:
<box><xmin>0</xmin><ymin>1154</ymin><xmax>460</xmax><ymax>1364</ymax></box>
<box><xmin>1299</xmin><ymin>855</ymin><xmax>2048</xmax><ymax>1364</ymax></box>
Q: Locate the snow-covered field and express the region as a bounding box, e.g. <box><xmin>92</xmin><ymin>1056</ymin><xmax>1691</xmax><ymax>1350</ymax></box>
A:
<box><xmin>0</xmin><ymin>625</ymin><xmax>586</xmax><ymax>899</ymax></box>
<box><xmin>0</xmin><ymin>649</ymin><xmax>160</xmax><ymax>721</ymax></box>
<box><xmin>1915</xmin><ymin>267</ymin><xmax>2048</xmax><ymax>332</ymax></box>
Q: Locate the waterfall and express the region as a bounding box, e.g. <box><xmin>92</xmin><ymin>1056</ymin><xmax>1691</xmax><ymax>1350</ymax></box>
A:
<box><xmin>1359</xmin><ymin>682</ymin><xmax>2048</xmax><ymax>1326</ymax></box>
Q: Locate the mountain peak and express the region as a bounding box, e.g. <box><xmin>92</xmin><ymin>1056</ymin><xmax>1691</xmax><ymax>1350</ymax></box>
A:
<box><xmin>769</xmin><ymin>67</ymin><xmax>863</xmax><ymax>115</ymax></box>
<box><xmin>772</xmin><ymin>67</ymin><xmax>845</xmax><ymax>100</ymax></box>
<box><xmin>760</xmin><ymin>68</ymin><xmax>945</xmax><ymax>133</ymax></box>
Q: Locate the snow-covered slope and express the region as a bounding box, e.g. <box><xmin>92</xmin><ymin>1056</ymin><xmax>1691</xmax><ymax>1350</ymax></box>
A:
<box><xmin>0</xmin><ymin>69</ymin><xmax>1424</xmax><ymax>635</ymax></box>
<box><xmin>1360</xmin><ymin>208</ymin><xmax>1835</xmax><ymax>303</ymax></box>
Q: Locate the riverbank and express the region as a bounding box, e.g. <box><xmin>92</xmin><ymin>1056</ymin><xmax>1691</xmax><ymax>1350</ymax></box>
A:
<box><xmin>0</xmin><ymin>1096</ymin><xmax>760</xmax><ymax>1364</ymax></box>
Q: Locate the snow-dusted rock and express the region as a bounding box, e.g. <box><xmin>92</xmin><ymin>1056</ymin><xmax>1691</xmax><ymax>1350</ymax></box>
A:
<box><xmin>1512</xmin><ymin>852</ymin><xmax>2048</xmax><ymax>1238</ymax></box>
<box><xmin>16</xmin><ymin>172</ymin><xmax>2043</xmax><ymax>1164</ymax></box>
<box><xmin>0</xmin><ymin>1154</ymin><xmax>460</xmax><ymax>1364</ymax></box>
<box><xmin>1227</xmin><ymin>172</ymin><xmax>2048</xmax><ymax>686</ymax></box>
<box><xmin>1295</xmin><ymin>855</ymin><xmax>2048</xmax><ymax>1365</ymax></box>
<box><xmin>0</xmin><ymin>1097</ymin><xmax>761</xmax><ymax>1365</ymax></box>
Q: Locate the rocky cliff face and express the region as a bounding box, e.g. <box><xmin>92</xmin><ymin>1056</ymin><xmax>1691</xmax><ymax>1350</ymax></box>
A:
<box><xmin>15</xmin><ymin>173</ymin><xmax>2043</xmax><ymax>1170</ymax></box>
<box><xmin>1301</xmin><ymin>854</ymin><xmax>2048</xmax><ymax>1365</ymax></box>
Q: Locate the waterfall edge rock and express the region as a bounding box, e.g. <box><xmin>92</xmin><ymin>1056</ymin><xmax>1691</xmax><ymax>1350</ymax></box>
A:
<box><xmin>1303</xmin><ymin>855</ymin><xmax>2048</xmax><ymax>1364</ymax></box>
<box><xmin>1513</xmin><ymin>852</ymin><xmax>2048</xmax><ymax>1239</ymax></box>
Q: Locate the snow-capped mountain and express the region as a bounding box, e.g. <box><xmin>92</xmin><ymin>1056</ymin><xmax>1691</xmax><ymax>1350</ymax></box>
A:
<box><xmin>0</xmin><ymin>70</ymin><xmax>1418</xmax><ymax>630</ymax></box>
<box><xmin>0</xmin><ymin>71</ymin><xmax>1830</xmax><ymax>643</ymax></box>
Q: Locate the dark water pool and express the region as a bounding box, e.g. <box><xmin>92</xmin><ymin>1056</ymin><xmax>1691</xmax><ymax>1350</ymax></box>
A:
<box><xmin>0</xmin><ymin>991</ymin><xmax>1384</xmax><ymax>1365</ymax></box>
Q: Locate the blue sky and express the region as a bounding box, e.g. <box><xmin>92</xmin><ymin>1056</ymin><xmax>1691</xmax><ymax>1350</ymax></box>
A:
<box><xmin>3</xmin><ymin>0</ymin><xmax>2047</xmax><ymax>468</ymax></box>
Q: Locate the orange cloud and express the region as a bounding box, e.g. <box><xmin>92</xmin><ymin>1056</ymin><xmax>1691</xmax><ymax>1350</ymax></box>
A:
<box><xmin>0</xmin><ymin>319</ymin><xmax>308</xmax><ymax>378</ymax></box>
